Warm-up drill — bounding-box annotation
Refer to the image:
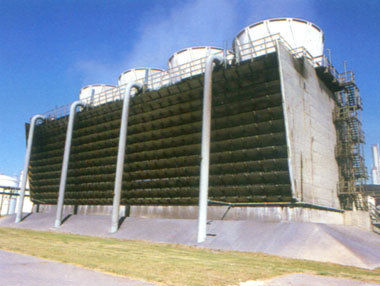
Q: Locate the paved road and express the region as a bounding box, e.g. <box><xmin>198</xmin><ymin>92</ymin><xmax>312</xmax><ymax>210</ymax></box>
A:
<box><xmin>240</xmin><ymin>273</ymin><xmax>378</xmax><ymax>286</ymax></box>
<box><xmin>0</xmin><ymin>249</ymin><xmax>155</xmax><ymax>286</ymax></box>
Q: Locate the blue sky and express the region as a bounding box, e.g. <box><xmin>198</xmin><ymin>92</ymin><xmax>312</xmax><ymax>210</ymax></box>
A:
<box><xmin>1</xmin><ymin>0</ymin><xmax>379</xmax><ymax>179</ymax></box>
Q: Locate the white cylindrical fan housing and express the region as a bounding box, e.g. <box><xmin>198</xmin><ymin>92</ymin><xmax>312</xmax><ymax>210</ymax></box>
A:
<box><xmin>233</xmin><ymin>18</ymin><xmax>324</xmax><ymax>62</ymax></box>
<box><xmin>0</xmin><ymin>174</ymin><xmax>18</xmax><ymax>188</ymax></box>
<box><xmin>79</xmin><ymin>84</ymin><xmax>116</xmax><ymax>106</ymax></box>
<box><xmin>168</xmin><ymin>46</ymin><xmax>233</xmax><ymax>83</ymax></box>
<box><xmin>118</xmin><ymin>68</ymin><xmax>168</xmax><ymax>92</ymax></box>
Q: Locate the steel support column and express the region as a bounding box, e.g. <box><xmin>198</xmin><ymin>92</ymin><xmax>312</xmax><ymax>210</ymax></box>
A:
<box><xmin>110</xmin><ymin>82</ymin><xmax>142</xmax><ymax>233</ymax></box>
<box><xmin>15</xmin><ymin>114</ymin><xmax>45</xmax><ymax>223</ymax></box>
<box><xmin>55</xmin><ymin>101</ymin><xmax>85</xmax><ymax>227</ymax></box>
<box><xmin>197</xmin><ymin>55</ymin><xmax>224</xmax><ymax>243</ymax></box>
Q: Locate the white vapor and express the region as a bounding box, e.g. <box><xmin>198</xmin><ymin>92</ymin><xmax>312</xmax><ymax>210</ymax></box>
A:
<box><xmin>75</xmin><ymin>0</ymin><xmax>240</xmax><ymax>86</ymax></box>
<box><xmin>122</xmin><ymin>0</ymin><xmax>238</xmax><ymax>69</ymax></box>
<box><xmin>75</xmin><ymin>0</ymin><xmax>318</xmax><ymax>86</ymax></box>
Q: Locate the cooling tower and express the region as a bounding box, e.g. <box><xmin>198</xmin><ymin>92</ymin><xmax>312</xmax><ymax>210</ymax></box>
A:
<box><xmin>168</xmin><ymin>46</ymin><xmax>233</xmax><ymax>83</ymax></box>
<box><xmin>234</xmin><ymin>18</ymin><xmax>324</xmax><ymax>62</ymax></box>
<box><xmin>118</xmin><ymin>68</ymin><xmax>169</xmax><ymax>91</ymax></box>
<box><xmin>25</xmin><ymin>17</ymin><xmax>367</xmax><ymax>223</ymax></box>
<box><xmin>79</xmin><ymin>84</ymin><xmax>116</xmax><ymax>106</ymax></box>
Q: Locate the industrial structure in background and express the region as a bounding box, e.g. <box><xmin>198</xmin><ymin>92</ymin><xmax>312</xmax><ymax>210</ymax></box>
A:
<box><xmin>0</xmin><ymin>174</ymin><xmax>18</xmax><ymax>216</ymax></box>
<box><xmin>16</xmin><ymin>18</ymin><xmax>373</xmax><ymax>236</ymax></box>
<box><xmin>365</xmin><ymin>144</ymin><xmax>380</xmax><ymax>232</ymax></box>
<box><xmin>372</xmin><ymin>144</ymin><xmax>380</xmax><ymax>185</ymax></box>
<box><xmin>0</xmin><ymin>173</ymin><xmax>32</xmax><ymax>216</ymax></box>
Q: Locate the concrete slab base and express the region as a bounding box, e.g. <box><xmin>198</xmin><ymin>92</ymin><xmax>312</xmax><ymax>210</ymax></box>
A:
<box><xmin>33</xmin><ymin>204</ymin><xmax>372</xmax><ymax>231</ymax></box>
<box><xmin>1</xmin><ymin>213</ymin><xmax>379</xmax><ymax>270</ymax></box>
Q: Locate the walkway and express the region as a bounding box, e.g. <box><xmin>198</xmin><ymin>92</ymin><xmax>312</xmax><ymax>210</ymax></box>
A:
<box><xmin>0</xmin><ymin>249</ymin><xmax>155</xmax><ymax>286</ymax></box>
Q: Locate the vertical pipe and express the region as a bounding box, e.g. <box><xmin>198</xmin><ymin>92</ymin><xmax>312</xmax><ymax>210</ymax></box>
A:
<box><xmin>9</xmin><ymin>192</ymin><xmax>17</xmax><ymax>215</ymax></box>
<box><xmin>0</xmin><ymin>193</ymin><xmax>4</xmax><ymax>216</ymax></box>
<box><xmin>54</xmin><ymin>101</ymin><xmax>85</xmax><ymax>227</ymax></box>
<box><xmin>372</xmin><ymin>144</ymin><xmax>379</xmax><ymax>170</ymax></box>
<box><xmin>90</xmin><ymin>89</ymin><xmax>95</xmax><ymax>106</ymax></box>
<box><xmin>372</xmin><ymin>144</ymin><xmax>380</xmax><ymax>184</ymax></box>
<box><xmin>6</xmin><ymin>191</ymin><xmax>12</xmax><ymax>215</ymax></box>
<box><xmin>15</xmin><ymin>114</ymin><xmax>45</xmax><ymax>223</ymax></box>
<box><xmin>197</xmin><ymin>55</ymin><xmax>223</xmax><ymax>243</ymax></box>
<box><xmin>372</xmin><ymin>168</ymin><xmax>378</xmax><ymax>185</ymax></box>
<box><xmin>110</xmin><ymin>82</ymin><xmax>142</xmax><ymax>233</ymax></box>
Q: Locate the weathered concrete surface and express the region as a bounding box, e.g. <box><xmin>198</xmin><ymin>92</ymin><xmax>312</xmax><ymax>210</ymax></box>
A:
<box><xmin>278</xmin><ymin>43</ymin><xmax>341</xmax><ymax>209</ymax></box>
<box><xmin>35</xmin><ymin>204</ymin><xmax>353</xmax><ymax>226</ymax></box>
<box><xmin>1</xmin><ymin>213</ymin><xmax>380</xmax><ymax>269</ymax></box>
<box><xmin>240</xmin><ymin>273</ymin><xmax>377</xmax><ymax>286</ymax></box>
<box><xmin>344</xmin><ymin>210</ymin><xmax>372</xmax><ymax>231</ymax></box>
<box><xmin>0</xmin><ymin>249</ymin><xmax>155</xmax><ymax>286</ymax></box>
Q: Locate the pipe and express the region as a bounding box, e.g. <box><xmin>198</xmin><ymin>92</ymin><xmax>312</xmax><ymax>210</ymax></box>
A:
<box><xmin>208</xmin><ymin>200</ymin><xmax>344</xmax><ymax>213</ymax></box>
<box><xmin>0</xmin><ymin>185</ymin><xmax>24</xmax><ymax>190</ymax></box>
<box><xmin>1</xmin><ymin>192</ymin><xmax>29</xmax><ymax>196</ymax></box>
<box><xmin>372</xmin><ymin>168</ymin><xmax>378</xmax><ymax>185</ymax></box>
<box><xmin>55</xmin><ymin>100</ymin><xmax>85</xmax><ymax>227</ymax></box>
<box><xmin>372</xmin><ymin>144</ymin><xmax>380</xmax><ymax>184</ymax></box>
<box><xmin>372</xmin><ymin>144</ymin><xmax>379</xmax><ymax>169</ymax></box>
<box><xmin>110</xmin><ymin>82</ymin><xmax>142</xmax><ymax>233</ymax></box>
<box><xmin>197</xmin><ymin>55</ymin><xmax>224</xmax><ymax>243</ymax></box>
<box><xmin>15</xmin><ymin>114</ymin><xmax>45</xmax><ymax>223</ymax></box>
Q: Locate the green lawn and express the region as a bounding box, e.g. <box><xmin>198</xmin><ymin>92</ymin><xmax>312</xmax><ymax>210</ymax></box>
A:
<box><xmin>0</xmin><ymin>227</ymin><xmax>379</xmax><ymax>285</ymax></box>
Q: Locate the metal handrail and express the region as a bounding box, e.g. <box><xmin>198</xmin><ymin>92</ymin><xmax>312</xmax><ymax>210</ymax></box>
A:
<box><xmin>38</xmin><ymin>33</ymin><xmax>345</xmax><ymax>121</ymax></box>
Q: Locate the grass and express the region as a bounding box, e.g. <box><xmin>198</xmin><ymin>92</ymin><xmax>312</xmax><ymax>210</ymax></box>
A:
<box><xmin>0</xmin><ymin>227</ymin><xmax>379</xmax><ymax>285</ymax></box>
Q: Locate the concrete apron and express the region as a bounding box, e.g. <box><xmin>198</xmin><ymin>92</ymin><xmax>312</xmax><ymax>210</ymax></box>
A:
<box><xmin>1</xmin><ymin>212</ymin><xmax>379</xmax><ymax>270</ymax></box>
<box><xmin>34</xmin><ymin>204</ymin><xmax>372</xmax><ymax>231</ymax></box>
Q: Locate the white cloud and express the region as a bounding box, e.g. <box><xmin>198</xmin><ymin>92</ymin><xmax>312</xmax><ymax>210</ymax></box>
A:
<box><xmin>74</xmin><ymin>60</ymin><xmax>121</xmax><ymax>86</ymax></box>
<box><xmin>122</xmin><ymin>0</ymin><xmax>239</xmax><ymax>69</ymax></box>
<box><xmin>74</xmin><ymin>0</ymin><xmax>318</xmax><ymax>86</ymax></box>
<box><xmin>75</xmin><ymin>0</ymin><xmax>241</xmax><ymax>86</ymax></box>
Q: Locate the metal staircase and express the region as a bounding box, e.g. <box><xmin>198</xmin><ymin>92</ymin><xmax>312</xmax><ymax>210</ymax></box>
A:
<box><xmin>333</xmin><ymin>70</ymin><xmax>367</xmax><ymax>210</ymax></box>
